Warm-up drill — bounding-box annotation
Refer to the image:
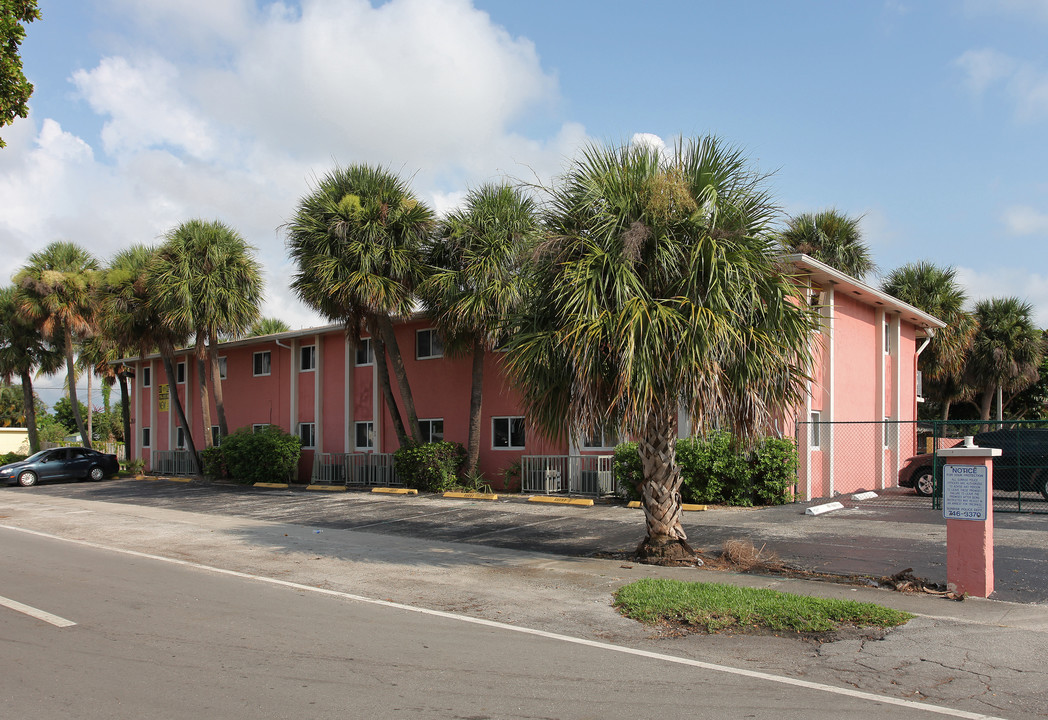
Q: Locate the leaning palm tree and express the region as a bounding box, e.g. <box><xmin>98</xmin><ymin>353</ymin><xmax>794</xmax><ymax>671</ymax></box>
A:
<box><xmin>13</xmin><ymin>241</ymin><xmax>100</xmax><ymax>447</ymax></box>
<box><xmin>780</xmin><ymin>209</ymin><xmax>874</xmax><ymax>279</ymax></box>
<box><xmin>881</xmin><ymin>262</ymin><xmax>977</xmax><ymax>420</ymax></box>
<box><xmin>506</xmin><ymin>137</ymin><xmax>817</xmax><ymax>562</ymax></box>
<box><xmin>150</xmin><ymin>219</ymin><xmax>262</xmax><ymax>445</ymax></box>
<box><xmin>285</xmin><ymin>164</ymin><xmax>435</xmax><ymax>447</ymax></box>
<box><xmin>419</xmin><ymin>183</ymin><xmax>542</xmax><ymax>475</ymax></box>
<box><xmin>966</xmin><ymin>297</ymin><xmax>1042</xmax><ymax>423</ymax></box>
<box><xmin>0</xmin><ymin>285</ymin><xmax>64</xmax><ymax>452</ymax></box>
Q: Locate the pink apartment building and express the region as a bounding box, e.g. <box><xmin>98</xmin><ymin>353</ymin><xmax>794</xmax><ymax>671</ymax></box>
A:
<box><xmin>125</xmin><ymin>254</ymin><xmax>944</xmax><ymax>495</ymax></box>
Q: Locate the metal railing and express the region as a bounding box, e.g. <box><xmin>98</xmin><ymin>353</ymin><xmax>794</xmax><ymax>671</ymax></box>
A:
<box><xmin>520</xmin><ymin>454</ymin><xmax>615</xmax><ymax>497</ymax></box>
<box><xmin>150</xmin><ymin>450</ymin><xmax>199</xmax><ymax>476</ymax></box>
<box><xmin>44</xmin><ymin>439</ymin><xmax>126</xmax><ymax>459</ymax></box>
<box><xmin>310</xmin><ymin>452</ymin><xmax>401</xmax><ymax>487</ymax></box>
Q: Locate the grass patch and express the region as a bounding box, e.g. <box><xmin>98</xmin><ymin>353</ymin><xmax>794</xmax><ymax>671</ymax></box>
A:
<box><xmin>613</xmin><ymin>578</ymin><xmax>914</xmax><ymax>634</ymax></box>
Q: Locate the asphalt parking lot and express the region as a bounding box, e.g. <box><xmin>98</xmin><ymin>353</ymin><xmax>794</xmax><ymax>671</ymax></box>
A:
<box><xmin>6</xmin><ymin>476</ymin><xmax>1048</xmax><ymax>604</ymax></box>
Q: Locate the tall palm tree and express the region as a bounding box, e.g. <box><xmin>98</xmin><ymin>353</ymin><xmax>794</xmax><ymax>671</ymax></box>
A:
<box><xmin>780</xmin><ymin>209</ymin><xmax>874</xmax><ymax>279</ymax></box>
<box><xmin>0</xmin><ymin>285</ymin><xmax>64</xmax><ymax>452</ymax></box>
<box><xmin>966</xmin><ymin>297</ymin><xmax>1042</xmax><ymax>422</ymax></box>
<box><xmin>285</xmin><ymin>164</ymin><xmax>435</xmax><ymax>447</ymax></box>
<box><xmin>248</xmin><ymin>317</ymin><xmax>291</xmax><ymax>337</ymax></box>
<box><xmin>419</xmin><ymin>183</ymin><xmax>542</xmax><ymax>475</ymax></box>
<box><xmin>881</xmin><ymin>262</ymin><xmax>977</xmax><ymax>420</ymax></box>
<box><xmin>13</xmin><ymin>241</ymin><xmax>99</xmax><ymax>447</ymax></box>
<box><xmin>150</xmin><ymin>220</ymin><xmax>262</xmax><ymax>445</ymax></box>
<box><xmin>506</xmin><ymin>137</ymin><xmax>817</xmax><ymax>562</ymax></box>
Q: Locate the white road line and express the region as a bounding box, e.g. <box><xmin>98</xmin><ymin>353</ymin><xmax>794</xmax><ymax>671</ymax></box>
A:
<box><xmin>0</xmin><ymin>594</ymin><xmax>76</xmax><ymax>628</ymax></box>
<box><xmin>348</xmin><ymin>505</ymin><xmax>467</xmax><ymax>530</ymax></box>
<box><xmin>463</xmin><ymin>514</ymin><xmax>566</xmax><ymax>540</ymax></box>
<box><xmin>0</xmin><ymin>523</ymin><xmax>1003</xmax><ymax>720</ymax></box>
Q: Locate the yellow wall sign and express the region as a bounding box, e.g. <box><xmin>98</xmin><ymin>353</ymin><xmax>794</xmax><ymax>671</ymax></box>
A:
<box><xmin>158</xmin><ymin>384</ymin><xmax>170</xmax><ymax>412</ymax></box>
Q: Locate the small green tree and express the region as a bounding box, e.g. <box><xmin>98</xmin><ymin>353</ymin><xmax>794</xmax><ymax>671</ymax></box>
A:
<box><xmin>207</xmin><ymin>426</ymin><xmax>301</xmax><ymax>483</ymax></box>
<box><xmin>0</xmin><ymin>0</ymin><xmax>39</xmax><ymax>148</ymax></box>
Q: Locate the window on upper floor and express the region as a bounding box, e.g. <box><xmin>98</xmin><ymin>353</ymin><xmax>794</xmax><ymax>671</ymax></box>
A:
<box><xmin>142</xmin><ymin>366</ymin><xmax>151</xmax><ymax>387</ymax></box>
<box><xmin>253</xmin><ymin>351</ymin><xmax>271</xmax><ymax>377</ymax></box>
<box><xmin>300</xmin><ymin>345</ymin><xmax>316</xmax><ymax>372</ymax></box>
<box><xmin>809</xmin><ymin>411</ymin><xmax>821</xmax><ymax>449</ymax></box>
<box><xmin>416</xmin><ymin>328</ymin><xmax>443</xmax><ymax>360</ymax></box>
<box><xmin>218</xmin><ymin>356</ymin><xmax>227</xmax><ymax>380</ymax></box>
<box><xmin>355</xmin><ymin>338</ymin><xmax>374</xmax><ymax>366</ymax></box>
<box><xmin>176</xmin><ymin>361</ymin><xmax>186</xmax><ymax>384</ymax></box>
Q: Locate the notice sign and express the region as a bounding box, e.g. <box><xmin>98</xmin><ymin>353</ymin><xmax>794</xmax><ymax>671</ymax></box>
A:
<box><xmin>158</xmin><ymin>384</ymin><xmax>170</xmax><ymax>413</ymax></box>
<box><xmin>943</xmin><ymin>464</ymin><xmax>989</xmax><ymax>522</ymax></box>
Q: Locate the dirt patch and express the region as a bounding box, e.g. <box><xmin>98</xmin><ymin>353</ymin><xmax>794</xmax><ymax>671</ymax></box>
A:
<box><xmin>647</xmin><ymin>618</ymin><xmax>893</xmax><ymax>645</ymax></box>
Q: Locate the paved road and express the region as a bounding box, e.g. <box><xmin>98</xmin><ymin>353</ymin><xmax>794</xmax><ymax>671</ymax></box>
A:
<box><xmin>2</xmin><ymin>481</ymin><xmax>1046</xmax><ymax>718</ymax></box>
<box><xmin>0</xmin><ymin>525</ymin><xmax>979</xmax><ymax>720</ymax></box>
<box><xmin>7</xmin><ymin>477</ymin><xmax>1048</xmax><ymax>603</ymax></box>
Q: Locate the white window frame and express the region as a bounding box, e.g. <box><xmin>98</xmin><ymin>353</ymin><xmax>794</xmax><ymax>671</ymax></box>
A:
<box><xmin>582</xmin><ymin>428</ymin><xmax>618</xmax><ymax>450</ymax></box>
<box><xmin>810</xmin><ymin>411</ymin><xmax>821</xmax><ymax>449</ymax></box>
<box><xmin>355</xmin><ymin>421</ymin><xmax>375</xmax><ymax>451</ymax></box>
<box><xmin>300</xmin><ymin>345</ymin><xmax>316</xmax><ymax>372</ymax></box>
<box><xmin>415</xmin><ymin>328</ymin><xmax>444</xmax><ymax>360</ymax></box>
<box><xmin>176</xmin><ymin>361</ymin><xmax>186</xmax><ymax>384</ymax></box>
<box><xmin>252</xmin><ymin>423</ymin><xmax>270</xmax><ymax>434</ymax></box>
<box><xmin>492</xmin><ymin>416</ymin><xmax>525</xmax><ymax>450</ymax></box>
<box><xmin>418</xmin><ymin>418</ymin><xmax>444</xmax><ymax>443</ymax></box>
<box><xmin>142</xmin><ymin>366</ymin><xmax>151</xmax><ymax>388</ymax></box>
<box><xmin>176</xmin><ymin>426</ymin><xmax>186</xmax><ymax>449</ymax></box>
<box><xmin>253</xmin><ymin>351</ymin><xmax>271</xmax><ymax>377</ymax></box>
<box><xmin>141</xmin><ymin>427</ymin><xmax>151</xmax><ymax>448</ymax></box>
<box><xmin>884</xmin><ymin>319</ymin><xmax>891</xmax><ymax>354</ymax></box>
<box><xmin>299</xmin><ymin>422</ymin><xmax>316</xmax><ymax>449</ymax></box>
<box><xmin>218</xmin><ymin>356</ymin><xmax>227</xmax><ymax>380</ymax></box>
<box><xmin>355</xmin><ymin>338</ymin><xmax>374</xmax><ymax>366</ymax></box>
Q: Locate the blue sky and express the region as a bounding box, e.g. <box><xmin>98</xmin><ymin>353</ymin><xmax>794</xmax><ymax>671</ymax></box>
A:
<box><xmin>5</xmin><ymin>1</ymin><xmax>1048</xmax><ymax>369</ymax></box>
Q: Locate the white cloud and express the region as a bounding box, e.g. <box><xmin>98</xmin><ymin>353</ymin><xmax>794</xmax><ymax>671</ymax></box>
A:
<box><xmin>1002</xmin><ymin>205</ymin><xmax>1048</xmax><ymax>235</ymax></box>
<box><xmin>956</xmin><ymin>48</ymin><xmax>1048</xmax><ymax>122</ymax></box>
<box><xmin>964</xmin><ymin>0</ymin><xmax>1048</xmax><ymax>24</ymax></box>
<box><xmin>955</xmin><ymin>265</ymin><xmax>1048</xmax><ymax>327</ymax></box>
<box><xmin>1</xmin><ymin>0</ymin><xmax>590</xmax><ymax>330</ymax></box>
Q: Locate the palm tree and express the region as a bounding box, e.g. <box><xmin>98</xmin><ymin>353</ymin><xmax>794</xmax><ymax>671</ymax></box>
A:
<box><xmin>505</xmin><ymin>137</ymin><xmax>817</xmax><ymax>562</ymax></box>
<box><xmin>419</xmin><ymin>183</ymin><xmax>542</xmax><ymax>476</ymax></box>
<box><xmin>285</xmin><ymin>164</ymin><xmax>435</xmax><ymax>447</ymax></box>
<box><xmin>780</xmin><ymin>209</ymin><xmax>874</xmax><ymax>279</ymax></box>
<box><xmin>966</xmin><ymin>297</ymin><xmax>1042</xmax><ymax>422</ymax></box>
<box><xmin>150</xmin><ymin>219</ymin><xmax>262</xmax><ymax>445</ymax></box>
<box><xmin>13</xmin><ymin>241</ymin><xmax>99</xmax><ymax>447</ymax></box>
<box><xmin>881</xmin><ymin>262</ymin><xmax>977</xmax><ymax>420</ymax></box>
<box><xmin>248</xmin><ymin>317</ymin><xmax>291</xmax><ymax>337</ymax></box>
<box><xmin>0</xmin><ymin>285</ymin><xmax>64</xmax><ymax>452</ymax></box>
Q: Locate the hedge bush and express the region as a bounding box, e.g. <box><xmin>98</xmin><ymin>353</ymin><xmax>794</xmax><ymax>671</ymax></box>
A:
<box><xmin>204</xmin><ymin>425</ymin><xmax>301</xmax><ymax>483</ymax></box>
<box><xmin>393</xmin><ymin>441</ymin><xmax>466</xmax><ymax>493</ymax></box>
<box><xmin>614</xmin><ymin>432</ymin><xmax>797</xmax><ymax>506</ymax></box>
<box><xmin>1</xmin><ymin>452</ymin><xmax>28</xmax><ymax>465</ymax></box>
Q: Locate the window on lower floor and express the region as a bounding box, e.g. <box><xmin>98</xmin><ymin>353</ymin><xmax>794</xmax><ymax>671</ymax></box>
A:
<box><xmin>810</xmin><ymin>411</ymin><xmax>821</xmax><ymax>449</ymax></box>
<box><xmin>252</xmin><ymin>423</ymin><xmax>270</xmax><ymax>434</ymax></box>
<box><xmin>418</xmin><ymin>419</ymin><xmax>444</xmax><ymax>443</ymax></box>
<box><xmin>299</xmin><ymin>422</ymin><xmax>316</xmax><ymax>449</ymax></box>
<box><xmin>141</xmin><ymin>427</ymin><xmax>151</xmax><ymax>448</ymax></box>
<box><xmin>176</xmin><ymin>426</ymin><xmax>185</xmax><ymax>449</ymax></box>
<box><xmin>582</xmin><ymin>428</ymin><xmax>618</xmax><ymax>449</ymax></box>
<box><xmin>211</xmin><ymin>426</ymin><xmax>221</xmax><ymax>446</ymax></box>
<box><xmin>355</xmin><ymin>421</ymin><xmax>374</xmax><ymax>450</ymax></box>
<box><xmin>492</xmin><ymin>416</ymin><xmax>525</xmax><ymax>450</ymax></box>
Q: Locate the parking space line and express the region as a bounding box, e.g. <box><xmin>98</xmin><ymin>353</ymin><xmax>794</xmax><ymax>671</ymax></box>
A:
<box><xmin>462</xmin><ymin>514</ymin><xmax>567</xmax><ymax>540</ymax></box>
<box><xmin>0</xmin><ymin>594</ymin><xmax>76</xmax><ymax>628</ymax></box>
<box><xmin>348</xmin><ymin>505</ymin><xmax>469</xmax><ymax>530</ymax></box>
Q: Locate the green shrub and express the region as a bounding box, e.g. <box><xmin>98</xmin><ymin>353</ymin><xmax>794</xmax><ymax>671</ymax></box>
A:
<box><xmin>1</xmin><ymin>451</ymin><xmax>28</xmax><ymax>465</ymax></box>
<box><xmin>394</xmin><ymin>441</ymin><xmax>466</xmax><ymax>493</ymax></box>
<box><xmin>613</xmin><ymin>432</ymin><xmax>798</xmax><ymax>506</ymax></box>
<box><xmin>210</xmin><ymin>426</ymin><xmax>301</xmax><ymax>483</ymax></box>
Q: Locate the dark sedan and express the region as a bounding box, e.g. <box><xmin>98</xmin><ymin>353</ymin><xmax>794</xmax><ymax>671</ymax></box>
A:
<box><xmin>0</xmin><ymin>447</ymin><xmax>120</xmax><ymax>487</ymax></box>
<box><xmin>899</xmin><ymin>428</ymin><xmax>1048</xmax><ymax>499</ymax></box>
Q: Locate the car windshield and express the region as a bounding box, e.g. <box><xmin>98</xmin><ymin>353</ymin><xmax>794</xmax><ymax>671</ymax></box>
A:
<box><xmin>21</xmin><ymin>450</ymin><xmax>52</xmax><ymax>463</ymax></box>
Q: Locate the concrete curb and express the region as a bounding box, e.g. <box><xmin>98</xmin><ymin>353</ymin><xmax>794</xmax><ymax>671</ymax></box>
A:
<box><xmin>443</xmin><ymin>491</ymin><xmax>498</xmax><ymax>501</ymax></box>
<box><xmin>372</xmin><ymin>487</ymin><xmax>418</xmax><ymax>495</ymax></box>
<box><xmin>253</xmin><ymin>482</ymin><xmax>290</xmax><ymax>489</ymax></box>
<box><xmin>625</xmin><ymin>501</ymin><xmax>707</xmax><ymax>511</ymax></box>
<box><xmin>306</xmin><ymin>485</ymin><xmax>347</xmax><ymax>492</ymax></box>
<box><xmin>528</xmin><ymin>496</ymin><xmax>594</xmax><ymax>507</ymax></box>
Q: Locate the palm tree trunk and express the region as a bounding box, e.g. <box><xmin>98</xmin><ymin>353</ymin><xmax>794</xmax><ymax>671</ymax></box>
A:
<box><xmin>979</xmin><ymin>387</ymin><xmax>995</xmax><ymax>431</ymax></box>
<box><xmin>941</xmin><ymin>399</ymin><xmax>952</xmax><ymax>422</ymax></box>
<box><xmin>465</xmin><ymin>337</ymin><xmax>484</xmax><ymax>476</ymax></box>
<box><xmin>195</xmin><ymin>333</ymin><xmax>213</xmax><ymax>448</ymax></box>
<box><xmin>20</xmin><ymin>369</ymin><xmax>39</xmax><ymax>453</ymax></box>
<box><xmin>159</xmin><ymin>341</ymin><xmax>202</xmax><ymax>475</ymax></box>
<box><xmin>64</xmin><ymin>329</ymin><xmax>91</xmax><ymax>448</ymax></box>
<box><xmin>635</xmin><ymin>407</ymin><xmax>695</xmax><ymax>563</ymax></box>
<box><xmin>378</xmin><ymin>315</ymin><xmax>421</xmax><ymax>444</ymax></box>
<box><xmin>118</xmin><ymin>370</ymin><xmax>131</xmax><ymax>461</ymax></box>
<box><xmin>208</xmin><ymin>331</ymin><xmax>229</xmax><ymax>439</ymax></box>
<box><xmin>371</xmin><ymin>327</ymin><xmax>410</xmax><ymax>447</ymax></box>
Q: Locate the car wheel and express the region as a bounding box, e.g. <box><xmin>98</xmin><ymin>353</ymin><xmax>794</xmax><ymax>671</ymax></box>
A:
<box><xmin>89</xmin><ymin>465</ymin><xmax>104</xmax><ymax>481</ymax></box>
<box><xmin>913</xmin><ymin>467</ymin><xmax>935</xmax><ymax>497</ymax></box>
<box><xmin>1037</xmin><ymin>470</ymin><xmax>1048</xmax><ymax>502</ymax></box>
<box><xmin>17</xmin><ymin>470</ymin><xmax>38</xmax><ymax>487</ymax></box>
